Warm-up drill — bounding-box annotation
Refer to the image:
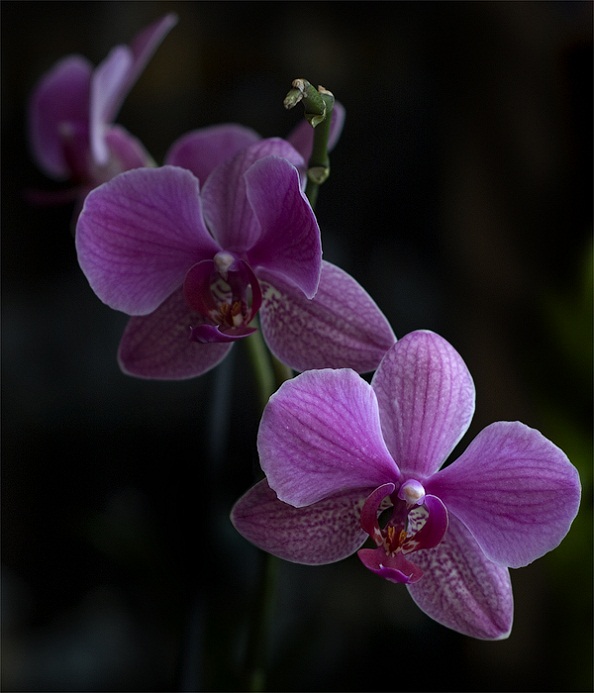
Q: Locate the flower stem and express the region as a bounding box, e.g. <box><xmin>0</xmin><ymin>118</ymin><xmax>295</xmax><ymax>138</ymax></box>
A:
<box><xmin>241</xmin><ymin>326</ymin><xmax>292</xmax><ymax>690</ymax></box>
<box><xmin>245</xmin><ymin>328</ymin><xmax>277</xmax><ymax>411</ymax></box>
<box><xmin>245</xmin><ymin>320</ymin><xmax>293</xmax><ymax>408</ymax></box>
<box><xmin>284</xmin><ymin>78</ymin><xmax>335</xmax><ymax>209</ymax></box>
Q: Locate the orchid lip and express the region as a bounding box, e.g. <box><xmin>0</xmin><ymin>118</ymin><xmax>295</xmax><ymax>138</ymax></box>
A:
<box><xmin>189</xmin><ymin>322</ymin><xmax>258</xmax><ymax>344</ymax></box>
<box><xmin>183</xmin><ymin>254</ymin><xmax>263</xmax><ymax>344</ymax></box>
<box><xmin>357</xmin><ymin>479</ymin><xmax>449</xmax><ymax>586</ymax></box>
<box><xmin>357</xmin><ymin>546</ymin><xmax>424</xmax><ymax>584</ymax></box>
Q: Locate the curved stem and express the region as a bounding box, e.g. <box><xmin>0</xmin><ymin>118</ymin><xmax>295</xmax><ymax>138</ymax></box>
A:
<box><xmin>284</xmin><ymin>78</ymin><xmax>335</xmax><ymax>209</ymax></box>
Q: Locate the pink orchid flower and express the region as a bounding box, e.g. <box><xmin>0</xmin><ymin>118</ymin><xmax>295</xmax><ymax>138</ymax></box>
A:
<box><xmin>232</xmin><ymin>330</ymin><xmax>581</xmax><ymax>639</ymax></box>
<box><xmin>75</xmin><ymin>137</ymin><xmax>395</xmax><ymax>378</ymax></box>
<box><xmin>28</xmin><ymin>14</ymin><xmax>177</xmax><ymax>204</ymax></box>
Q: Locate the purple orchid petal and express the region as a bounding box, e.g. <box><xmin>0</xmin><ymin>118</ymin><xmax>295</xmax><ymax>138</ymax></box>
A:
<box><xmin>407</xmin><ymin>514</ymin><xmax>513</xmax><ymax>640</ymax></box>
<box><xmin>90</xmin><ymin>46</ymin><xmax>132</xmax><ymax>166</ymax></box>
<box><xmin>98</xmin><ymin>125</ymin><xmax>153</xmax><ymax>178</ymax></box>
<box><xmin>286</xmin><ymin>100</ymin><xmax>346</xmax><ymax>161</ymax></box>
<box><xmin>200</xmin><ymin>138</ymin><xmax>304</xmax><ymax>252</ymax></box>
<box><xmin>245</xmin><ymin>157</ymin><xmax>321</xmax><ymax>298</ymax></box>
<box><xmin>58</xmin><ymin>121</ymin><xmax>94</xmax><ymax>182</ymax></box>
<box><xmin>165</xmin><ymin>124</ymin><xmax>261</xmax><ymax>183</ymax></box>
<box><xmin>426</xmin><ymin>421</ymin><xmax>582</xmax><ymax>568</ymax></box>
<box><xmin>90</xmin><ymin>13</ymin><xmax>177</xmax><ymax>165</ymax></box>
<box><xmin>258</xmin><ymin>369</ymin><xmax>400</xmax><ymax>508</ymax></box>
<box><xmin>118</xmin><ymin>288</ymin><xmax>232</xmax><ymax>379</ymax></box>
<box><xmin>258</xmin><ymin>260</ymin><xmax>396</xmax><ymax>373</ymax></box>
<box><xmin>231</xmin><ymin>479</ymin><xmax>368</xmax><ymax>565</ymax></box>
<box><xmin>76</xmin><ymin>166</ymin><xmax>220</xmax><ymax>315</ymax></box>
<box><xmin>28</xmin><ymin>55</ymin><xmax>92</xmax><ymax>179</ymax></box>
<box><xmin>103</xmin><ymin>126</ymin><xmax>153</xmax><ymax>171</ymax></box>
<box><xmin>371</xmin><ymin>331</ymin><xmax>475</xmax><ymax>478</ymax></box>
<box><xmin>358</xmin><ymin>547</ymin><xmax>424</xmax><ymax>584</ymax></box>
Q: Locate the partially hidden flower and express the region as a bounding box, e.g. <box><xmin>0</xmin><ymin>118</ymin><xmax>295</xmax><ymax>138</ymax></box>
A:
<box><xmin>163</xmin><ymin>100</ymin><xmax>345</xmax><ymax>186</ymax></box>
<box><xmin>75</xmin><ymin>137</ymin><xmax>395</xmax><ymax>379</ymax></box>
<box><xmin>27</xmin><ymin>13</ymin><xmax>177</xmax><ymax>204</ymax></box>
<box><xmin>231</xmin><ymin>330</ymin><xmax>581</xmax><ymax>639</ymax></box>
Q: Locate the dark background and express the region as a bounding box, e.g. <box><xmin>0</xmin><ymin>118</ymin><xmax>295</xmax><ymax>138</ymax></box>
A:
<box><xmin>2</xmin><ymin>2</ymin><xmax>592</xmax><ymax>691</ymax></box>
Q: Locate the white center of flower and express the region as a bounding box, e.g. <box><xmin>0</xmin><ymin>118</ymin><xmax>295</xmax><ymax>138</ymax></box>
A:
<box><xmin>398</xmin><ymin>479</ymin><xmax>426</xmax><ymax>505</ymax></box>
<box><xmin>214</xmin><ymin>251</ymin><xmax>235</xmax><ymax>279</ymax></box>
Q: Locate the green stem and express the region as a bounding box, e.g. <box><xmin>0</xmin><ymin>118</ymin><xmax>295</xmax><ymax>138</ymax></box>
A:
<box><xmin>284</xmin><ymin>78</ymin><xmax>335</xmax><ymax>209</ymax></box>
<box><xmin>245</xmin><ymin>322</ymin><xmax>294</xmax><ymax>408</ymax></box>
<box><xmin>283</xmin><ymin>78</ymin><xmax>328</xmax><ymax>126</ymax></box>
<box><xmin>241</xmin><ymin>326</ymin><xmax>292</xmax><ymax>691</ymax></box>
<box><xmin>304</xmin><ymin>91</ymin><xmax>334</xmax><ymax>208</ymax></box>
<box><xmin>244</xmin><ymin>327</ymin><xmax>277</xmax><ymax>411</ymax></box>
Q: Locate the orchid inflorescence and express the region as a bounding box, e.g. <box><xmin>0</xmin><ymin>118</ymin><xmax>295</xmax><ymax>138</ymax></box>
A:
<box><xmin>28</xmin><ymin>13</ymin><xmax>580</xmax><ymax>645</ymax></box>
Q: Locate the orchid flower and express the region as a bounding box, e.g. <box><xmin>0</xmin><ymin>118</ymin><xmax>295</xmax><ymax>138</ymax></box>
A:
<box><xmin>75</xmin><ymin>137</ymin><xmax>395</xmax><ymax>379</ymax></box>
<box><xmin>28</xmin><ymin>13</ymin><xmax>177</xmax><ymax>203</ymax></box>
<box><xmin>163</xmin><ymin>100</ymin><xmax>345</xmax><ymax>185</ymax></box>
<box><xmin>231</xmin><ymin>330</ymin><xmax>581</xmax><ymax>639</ymax></box>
